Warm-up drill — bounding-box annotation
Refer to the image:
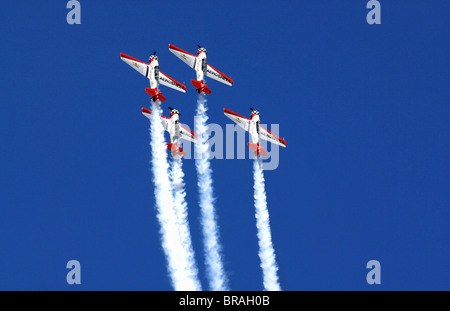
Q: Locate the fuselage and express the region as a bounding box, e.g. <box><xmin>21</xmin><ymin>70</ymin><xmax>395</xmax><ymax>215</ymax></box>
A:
<box><xmin>249</xmin><ymin>113</ymin><xmax>261</xmax><ymax>144</ymax></box>
<box><xmin>147</xmin><ymin>59</ymin><xmax>160</xmax><ymax>89</ymax></box>
<box><xmin>166</xmin><ymin>112</ymin><xmax>181</xmax><ymax>145</ymax></box>
<box><xmin>194</xmin><ymin>51</ymin><xmax>207</xmax><ymax>82</ymax></box>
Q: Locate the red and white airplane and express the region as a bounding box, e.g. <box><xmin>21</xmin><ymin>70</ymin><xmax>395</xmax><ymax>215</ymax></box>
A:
<box><xmin>223</xmin><ymin>107</ymin><xmax>287</xmax><ymax>157</ymax></box>
<box><xmin>120</xmin><ymin>52</ymin><xmax>186</xmax><ymax>102</ymax></box>
<box><xmin>142</xmin><ymin>106</ymin><xmax>199</xmax><ymax>158</ymax></box>
<box><xmin>168</xmin><ymin>44</ymin><xmax>233</xmax><ymax>94</ymax></box>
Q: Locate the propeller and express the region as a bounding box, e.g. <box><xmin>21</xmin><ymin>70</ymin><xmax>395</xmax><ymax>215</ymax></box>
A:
<box><xmin>197</xmin><ymin>44</ymin><xmax>206</xmax><ymax>54</ymax></box>
<box><xmin>168</xmin><ymin>107</ymin><xmax>180</xmax><ymax>115</ymax></box>
<box><xmin>249</xmin><ymin>107</ymin><xmax>260</xmax><ymax>115</ymax></box>
<box><xmin>149</xmin><ymin>51</ymin><xmax>157</xmax><ymax>62</ymax></box>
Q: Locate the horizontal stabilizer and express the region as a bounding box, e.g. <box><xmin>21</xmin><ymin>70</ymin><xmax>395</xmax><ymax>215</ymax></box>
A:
<box><xmin>145</xmin><ymin>87</ymin><xmax>166</xmax><ymax>102</ymax></box>
<box><xmin>166</xmin><ymin>142</ymin><xmax>185</xmax><ymax>158</ymax></box>
<box><xmin>248</xmin><ymin>142</ymin><xmax>268</xmax><ymax>157</ymax></box>
<box><xmin>191</xmin><ymin>80</ymin><xmax>211</xmax><ymax>95</ymax></box>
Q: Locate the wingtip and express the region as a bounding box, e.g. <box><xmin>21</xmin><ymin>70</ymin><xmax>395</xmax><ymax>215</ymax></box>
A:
<box><xmin>142</xmin><ymin>107</ymin><xmax>151</xmax><ymax>114</ymax></box>
<box><xmin>120</xmin><ymin>52</ymin><xmax>146</xmax><ymax>64</ymax></box>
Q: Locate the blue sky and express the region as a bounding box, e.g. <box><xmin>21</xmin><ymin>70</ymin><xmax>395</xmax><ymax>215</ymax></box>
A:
<box><xmin>0</xmin><ymin>1</ymin><xmax>448</xmax><ymax>290</ymax></box>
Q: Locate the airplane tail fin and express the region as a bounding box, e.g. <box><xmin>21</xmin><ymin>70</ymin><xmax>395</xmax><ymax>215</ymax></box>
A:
<box><xmin>166</xmin><ymin>142</ymin><xmax>185</xmax><ymax>158</ymax></box>
<box><xmin>191</xmin><ymin>79</ymin><xmax>202</xmax><ymax>89</ymax></box>
<box><xmin>191</xmin><ymin>80</ymin><xmax>211</xmax><ymax>95</ymax></box>
<box><xmin>145</xmin><ymin>87</ymin><xmax>166</xmax><ymax>102</ymax></box>
<box><xmin>248</xmin><ymin>142</ymin><xmax>268</xmax><ymax>157</ymax></box>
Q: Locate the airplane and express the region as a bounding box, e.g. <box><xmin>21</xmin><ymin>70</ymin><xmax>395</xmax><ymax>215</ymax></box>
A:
<box><xmin>223</xmin><ymin>107</ymin><xmax>287</xmax><ymax>157</ymax></box>
<box><xmin>120</xmin><ymin>52</ymin><xmax>186</xmax><ymax>102</ymax></box>
<box><xmin>142</xmin><ymin>106</ymin><xmax>199</xmax><ymax>158</ymax></box>
<box><xmin>168</xmin><ymin>44</ymin><xmax>233</xmax><ymax>94</ymax></box>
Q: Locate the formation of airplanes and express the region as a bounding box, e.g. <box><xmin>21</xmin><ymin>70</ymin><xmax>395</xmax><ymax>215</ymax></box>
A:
<box><xmin>121</xmin><ymin>44</ymin><xmax>286</xmax><ymax>158</ymax></box>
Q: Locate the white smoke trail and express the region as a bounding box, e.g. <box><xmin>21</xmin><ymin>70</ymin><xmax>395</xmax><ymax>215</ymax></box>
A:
<box><xmin>195</xmin><ymin>94</ymin><xmax>229</xmax><ymax>291</ymax></box>
<box><xmin>148</xmin><ymin>101</ymin><xmax>200</xmax><ymax>291</ymax></box>
<box><xmin>170</xmin><ymin>157</ymin><xmax>202</xmax><ymax>290</ymax></box>
<box><xmin>253</xmin><ymin>158</ymin><xmax>281</xmax><ymax>291</ymax></box>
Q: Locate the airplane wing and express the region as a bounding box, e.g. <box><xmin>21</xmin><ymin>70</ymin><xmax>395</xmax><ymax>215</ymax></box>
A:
<box><xmin>259</xmin><ymin>126</ymin><xmax>287</xmax><ymax>147</ymax></box>
<box><xmin>223</xmin><ymin>108</ymin><xmax>250</xmax><ymax>132</ymax></box>
<box><xmin>121</xmin><ymin>53</ymin><xmax>149</xmax><ymax>77</ymax></box>
<box><xmin>141</xmin><ymin>108</ymin><xmax>169</xmax><ymax>130</ymax></box>
<box><xmin>179</xmin><ymin>125</ymin><xmax>199</xmax><ymax>144</ymax></box>
<box><xmin>168</xmin><ymin>44</ymin><xmax>196</xmax><ymax>68</ymax></box>
<box><xmin>159</xmin><ymin>71</ymin><xmax>187</xmax><ymax>93</ymax></box>
<box><xmin>206</xmin><ymin>64</ymin><xmax>233</xmax><ymax>86</ymax></box>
